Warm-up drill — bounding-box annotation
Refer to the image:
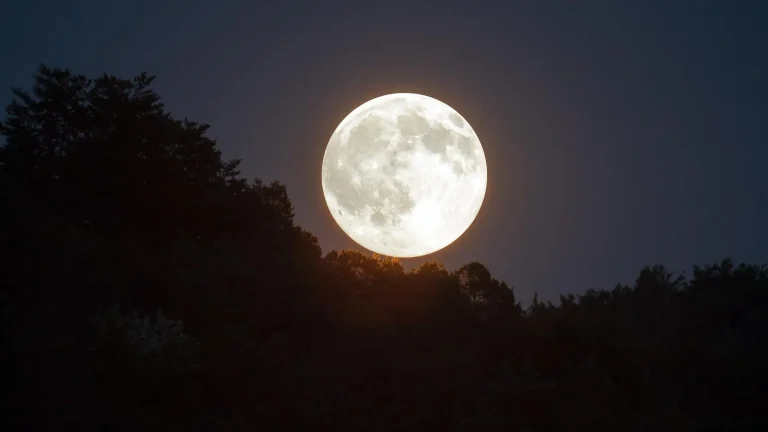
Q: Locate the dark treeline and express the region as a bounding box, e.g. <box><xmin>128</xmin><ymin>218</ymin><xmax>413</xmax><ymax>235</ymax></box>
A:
<box><xmin>2</xmin><ymin>66</ymin><xmax>766</xmax><ymax>431</ymax></box>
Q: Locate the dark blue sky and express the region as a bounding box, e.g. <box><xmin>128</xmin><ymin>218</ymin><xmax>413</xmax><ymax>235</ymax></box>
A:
<box><xmin>3</xmin><ymin>0</ymin><xmax>766</xmax><ymax>302</ymax></box>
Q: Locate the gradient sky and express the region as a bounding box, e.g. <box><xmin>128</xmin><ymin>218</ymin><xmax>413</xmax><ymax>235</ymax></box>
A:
<box><xmin>2</xmin><ymin>0</ymin><xmax>766</xmax><ymax>302</ymax></box>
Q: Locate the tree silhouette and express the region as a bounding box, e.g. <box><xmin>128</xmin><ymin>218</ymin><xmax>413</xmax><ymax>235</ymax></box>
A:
<box><xmin>2</xmin><ymin>65</ymin><xmax>767</xmax><ymax>431</ymax></box>
<box><xmin>456</xmin><ymin>261</ymin><xmax>493</xmax><ymax>306</ymax></box>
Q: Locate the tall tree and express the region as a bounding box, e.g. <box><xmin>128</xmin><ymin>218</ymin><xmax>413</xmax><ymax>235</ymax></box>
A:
<box><xmin>1</xmin><ymin>65</ymin><xmax>245</xmax><ymax>246</ymax></box>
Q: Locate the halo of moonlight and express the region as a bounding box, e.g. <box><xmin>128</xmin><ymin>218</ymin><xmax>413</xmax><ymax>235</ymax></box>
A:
<box><xmin>322</xmin><ymin>93</ymin><xmax>487</xmax><ymax>258</ymax></box>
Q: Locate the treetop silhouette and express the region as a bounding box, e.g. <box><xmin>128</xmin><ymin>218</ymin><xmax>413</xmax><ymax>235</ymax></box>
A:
<box><xmin>2</xmin><ymin>65</ymin><xmax>766</xmax><ymax>431</ymax></box>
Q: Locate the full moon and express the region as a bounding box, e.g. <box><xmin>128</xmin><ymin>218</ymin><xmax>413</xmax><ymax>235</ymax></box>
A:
<box><xmin>322</xmin><ymin>93</ymin><xmax>487</xmax><ymax>258</ymax></box>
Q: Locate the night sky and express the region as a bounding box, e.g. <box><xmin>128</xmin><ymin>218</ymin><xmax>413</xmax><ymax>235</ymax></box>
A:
<box><xmin>3</xmin><ymin>0</ymin><xmax>766</xmax><ymax>302</ymax></box>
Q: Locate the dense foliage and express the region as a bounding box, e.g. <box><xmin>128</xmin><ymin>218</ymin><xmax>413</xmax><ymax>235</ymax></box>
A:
<box><xmin>3</xmin><ymin>66</ymin><xmax>766</xmax><ymax>431</ymax></box>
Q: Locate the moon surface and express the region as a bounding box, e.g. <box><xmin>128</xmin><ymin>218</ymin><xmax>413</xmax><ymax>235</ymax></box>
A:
<box><xmin>322</xmin><ymin>93</ymin><xmax>487</xmax><ymax>258</ymax></box>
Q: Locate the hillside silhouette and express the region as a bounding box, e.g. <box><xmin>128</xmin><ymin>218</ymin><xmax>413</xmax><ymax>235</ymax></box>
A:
<box><xmin>2</xmin><ymin>66</ymin><xmax>766</xmax><ymax>431</ymax></box>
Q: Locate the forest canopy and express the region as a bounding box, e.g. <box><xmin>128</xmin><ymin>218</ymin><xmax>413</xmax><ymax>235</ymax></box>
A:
<box><xmin>2</xmin><ymin>65</ymin><xmax>766</xmax><ymax>431</ymax></box>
